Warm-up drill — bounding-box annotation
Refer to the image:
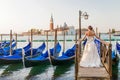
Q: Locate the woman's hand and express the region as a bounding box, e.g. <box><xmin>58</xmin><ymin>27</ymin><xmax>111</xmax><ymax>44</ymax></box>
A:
<box><xmin>101</xmin><ymin>40</ymin><xmax>110</xmax><ymax>46</ymax></box>
<box><xmin>94</xmin><ymin>34</ymin><xmax>110</xmax><ymax>46</ymax></box>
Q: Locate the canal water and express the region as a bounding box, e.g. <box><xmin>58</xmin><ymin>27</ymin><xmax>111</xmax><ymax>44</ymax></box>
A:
<box><xmin>0</xmin><ymin>34</ymin><xmax>120</xmax><ymax>80</ymax></box>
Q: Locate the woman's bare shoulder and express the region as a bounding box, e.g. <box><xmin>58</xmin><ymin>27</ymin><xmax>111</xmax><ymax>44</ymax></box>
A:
<box><xmin>85</xmin><ymin>31</ymin><xmax>88</xmax><ymax>35</ymax></box>
<box><xmin>86</xmin><ymin>31</ymin><xmax>95</xmax><ymax>36</ymax></box>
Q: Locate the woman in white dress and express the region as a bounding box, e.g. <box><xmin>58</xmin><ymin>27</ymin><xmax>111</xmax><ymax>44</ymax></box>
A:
<box><xmin>79</xmin><ymin>26</ymin><xmax>108</xmax><ymax>67</ymax></box>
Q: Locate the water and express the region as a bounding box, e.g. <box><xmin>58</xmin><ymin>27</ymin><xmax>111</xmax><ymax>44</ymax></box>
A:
<box><xmin>0</xmin><ymin>34</ymin><xmax>120</xmax><ymax>80</ymax></box>
<box><xmin>0</xmin><ymin>35</ymin><xmax>75</xmax><ymax>80</ymax></box>
<box><xmin>0</xmin><ymin>64</ymin><xmax>74</xmax><ymax>80</ymax></box>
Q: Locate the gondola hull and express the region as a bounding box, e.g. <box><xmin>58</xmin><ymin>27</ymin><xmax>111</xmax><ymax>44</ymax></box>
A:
<box><xmin>25</xmin><ymin>50</ymin><xmax>50</xmax><ymax>67</ymax></box>
<box><xmin>0</xmin><ymin>58</ymin><xmax>22</xmax><ymax>64</ymax></box>
<box><xmin>25</xmin><ymin>57</ymin><xmax>50</xmax><ymax>67</ymax></box>
<box><xmin>50</xmin><ymin>55</ymin><xmax>75</xmax><ymax>65</ymax></box>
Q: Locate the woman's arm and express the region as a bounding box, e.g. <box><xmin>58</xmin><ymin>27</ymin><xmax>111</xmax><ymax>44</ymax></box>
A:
<box><xmin>94</xmin><ymin>34</ymin><xmax>101</xmax><ymax>40</ymax></box>
<box><xmin>79</xmin><ymin>33</ymin><xmax>87</xmax><ymax>42</ymax></box>
<box><xmin>94</xmin><ymin>34</ymin><xmax>110</xmax><ymax>46</ymax></box>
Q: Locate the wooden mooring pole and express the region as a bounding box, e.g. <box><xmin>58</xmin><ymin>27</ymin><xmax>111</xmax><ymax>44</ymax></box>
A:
<box><xmin>54</xmin><ymin>29</ymin><xmax>57</xmax><ymax>57</ymax></box>
<box><xmin>78</xmin><ymin>10</ymin><xmax>82</xmax><ymax>61</ymax></box>
<box><xmin>96</xmin><ymin>27</ymin><xmax>98</xmax><ymax>36</ymax></box>
<box><xmin>75</xmin><ymin>10</ymin><xmax>82</xmax><ymax>80</ymax></box>
<box><xmin>46</xmin><ymin>31</ymin><xmax>48</xmax><ymax>51</ymax></box>
<box><xmin>79</xmin><ymin>10</ymin><xmax>82</xmax><ymax>53</ymax></box>
<box><xmin>10</xmin><ymin>30</ymin><xmax>12</xmax><ymax>55</ymax></box>
<box><xmin>109</xmin><ymin>29</ymin><xmax>112</xmax><ymax>77</ymax></box>
<box><xmin>46</xmin><ymin>31</ymin><xmax>52</xmax><ymax>65</ymax></box>
<box><xmin>0</xmin><ymin>34</ymin><xmax>2</xmax><ymax>42</ymax></box>
<box><xmin>109</xmin><ymin>29</ymin><xmax>111</xmax><ymax>44</ymax></box>
<box><xmin>30</xmin><ymin>29</ymin><xmax>33</xmax><ymax>56</ymax></box>
<box><xmin>63</xmin><ymin>29</ymin><xmax>65</xmax><ymax>53</ymax></box>
<box><xmin>75</xmin><ymin>30</ymin><xmax>78</xmax><ymax>80</ymax></box>
<box><xmin>15</xmin><ymin>33</ymin><xmax>17</xmax><ymax>49</ymax></box>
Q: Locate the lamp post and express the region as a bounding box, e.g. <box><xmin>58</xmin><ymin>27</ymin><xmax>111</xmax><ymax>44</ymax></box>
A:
<box><xmin>79</xmin><ymin>10</ymin><xmax>89</xmax><ymax>39</ymax></box>
<box><xmin>78</xmin><ymin>10</ymin><xmax>89</xmax><ymax>56</ymax></box>
<box><xmin>75</xmin><ymin>11</ymin><xmax>89</xmax><ymax>80</ymax></box>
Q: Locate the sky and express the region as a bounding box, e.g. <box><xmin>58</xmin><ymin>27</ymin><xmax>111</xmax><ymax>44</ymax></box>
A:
<box><xmin>0</xmin><ymin>0</ymin><xmax>120</xmax><ymax>34</ymax></box>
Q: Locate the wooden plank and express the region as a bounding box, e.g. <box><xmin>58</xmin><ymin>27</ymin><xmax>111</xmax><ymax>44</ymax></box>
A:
<box><xmin>78</xmin><ymin>67</ymin><xmax>110</xmax><ymax>78</ymax></box>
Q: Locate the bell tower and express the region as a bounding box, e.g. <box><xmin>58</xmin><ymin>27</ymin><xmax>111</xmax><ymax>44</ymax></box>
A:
<box><xmin>50</xmin><ymin>14</ymin><xmax>54</xmax><ymax>30</ymax></box>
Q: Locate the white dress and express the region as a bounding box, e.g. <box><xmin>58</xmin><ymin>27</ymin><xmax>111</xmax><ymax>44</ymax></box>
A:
<box><xmin>80</xmin><ymin>36</ymin><xmax>102</xmax><ymax>67</ymax></box>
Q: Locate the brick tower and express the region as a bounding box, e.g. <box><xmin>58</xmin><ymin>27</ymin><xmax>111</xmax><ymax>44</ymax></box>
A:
<box><xmin>50</xmin><ymin>15</ymin><xmax>54</xmax><ymax>30</ymax></box>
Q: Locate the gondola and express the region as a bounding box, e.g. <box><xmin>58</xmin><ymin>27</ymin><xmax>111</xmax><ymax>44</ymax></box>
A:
<box><xmin>0</xmin><ymin>39</ymin><xmax>15</xmax><ymax>48</ymax></box>
<box><xmin>0</xmin><ymin>40</ymin><xmax>16</xmax><ymax>56</ymax></box>
<box><xmin>113</xmin><ymin>42</ymin><xmax>120</xmax><ymax>61</ymax></box>
<box><xmin>0</xmin><ymin>42</ymin><xmax>31</xmax><ymax>64</ymax></box>
<box><xmin>49</xmin><ymin>42</ymin><xmax>62</xmax><ymax>57</ymax></box>
<box><xmin>116</xmin><ymin>42</ymin><xmax>120</xmax><ymax>54</ymax></box>
<box><xmin>24</xmin><ymin>42</ymin><xmax>46</xmax><ymax>56</ymax></box>
<box><xmin>50</xmin><ymin>44</ymin><xmax>76</xmax><ymax>65</ymax></box>
<box><xmin>25</xmin><ymin>42</ymin><xmax>61</xmax><ymax>67</ymax></box>
<box><xmin>0</xmin><ymin>42</ymin><xmax>46</xmax><ymax>64</ymax></box>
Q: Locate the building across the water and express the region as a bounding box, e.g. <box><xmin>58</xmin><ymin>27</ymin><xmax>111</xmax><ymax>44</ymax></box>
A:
<box><xmin>44</xmin><ymin>15</ymin><xmax>76</xmax><ymax>35</ymax></box>
<box><xmin>21</xmin><ymin>15</ymin><xmax>88</xmax><ymax>36</ymax></box>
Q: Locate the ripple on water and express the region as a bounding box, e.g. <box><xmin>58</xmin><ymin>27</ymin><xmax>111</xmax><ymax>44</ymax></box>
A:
<box><xmin>52</xmin><ymin>65</ymin><xmax>74</xmax><ymax>80</ymax></box>
<box><xmin>0</xmin><ymin>67</ymin><xmax>31</xmax><ymax>80</ymax></box>
<box><xmin>27</xmin><ymin>65</ymin><xmax>54</xmax><ymax>80</ymax></box>
<box><xmin>0</xmin><ymin>66</ymin><xmax>8</xmax><ymax>76</ymax></box>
